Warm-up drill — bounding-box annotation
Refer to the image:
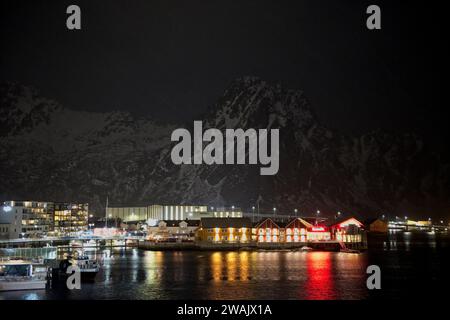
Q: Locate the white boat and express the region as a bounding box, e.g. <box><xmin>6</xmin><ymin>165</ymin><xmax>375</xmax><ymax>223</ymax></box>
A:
<box><xmin>0</xmin><ymin>258</ymin><xmax>48</xmax><ymax>291</ymax></box>
<box><xmin>300</xmin><ymin>246</ymin><xmax>313</xmax><ymax>251</ymax></box>
<box><xmin>59</xmin><ymin>251</ymin><xmax>100</xmax><ymax>281</ymax></box>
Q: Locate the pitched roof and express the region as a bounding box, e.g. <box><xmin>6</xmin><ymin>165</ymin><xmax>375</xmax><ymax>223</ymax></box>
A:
<box><xmin>161</xmin><ymin>219</ymin><xmax>200</xmax><ymax>227</ymax></box>
<box><xmin>200</xmin><ymin>217</ymin><xmax>252</xmax><ymax>228</ymax></box>
<box><xmin>364</xmin><ymin>218</ymin><xmax>386</xmax><ymax>225</ymax></box>
<box><xmin>328</xmin><ymin>217</ymin><xmax>364</xmax><ymax>228</ymax></box>
<box><xmin>286</xmin><ymin>218</ymin><xmax>313</xmax><ymax>229</ymax></box>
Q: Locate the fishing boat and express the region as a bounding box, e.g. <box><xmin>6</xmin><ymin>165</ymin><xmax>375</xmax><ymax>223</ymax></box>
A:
<box><xmin>0</xmin><ymin>258</ymin><xmax>48</xmax><ymax>291</ymax></box>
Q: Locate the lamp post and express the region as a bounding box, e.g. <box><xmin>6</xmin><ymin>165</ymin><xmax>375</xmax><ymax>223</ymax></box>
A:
<box><xmin>252</xmin><ymin>206</ymin><xmax>255</xmax><ymax>223</ymax></box>
<box><xmin>273</xmin><ymin>207</ymin><xmax>277</xmax><ymax>219</ymax></box>
<box><xmin>294</xmin><ymin>208</ymin><xmax>298</xmax><ymax>218</ymax></box>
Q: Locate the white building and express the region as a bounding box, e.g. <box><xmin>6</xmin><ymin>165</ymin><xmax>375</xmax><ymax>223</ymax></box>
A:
<box><xmin>107</xmin><ymin>204</ymin><xmax>243</xmax><ymax>222</ymax></box>
<box><xmin>147</xmin><ymin>220</ymin><xmax>200</xmax><ymax>241</ymax></box>
<box><xmin>0</xmin><ymin>205</ymin><xmax>22</xmax><ymax>239</ymax></box>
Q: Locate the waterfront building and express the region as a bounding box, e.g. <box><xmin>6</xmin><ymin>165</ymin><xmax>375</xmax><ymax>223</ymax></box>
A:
<box><xmin>416</xmin><ymin>220</ymin><xmax>432</xmax><ymax>227</ymax></box>
<box><xmin>107</xmin><ymin>206</ymin><xmax>149</xmax><ymax>222</ymax></box>
<box><xmin>53</xmin><ymin>203</ymin><xmax>89</xmax><ymax>235</ymax></box>
<box><xmin>364</xmin><ymin>218</ymin><xmax>388</xmax><ymax>233</ymax></box>
<box><xmin>328</xmin><ymin>217</ymin><xmax>364</xmax><ymax>242</ymax></box>
<box><xmin>196</xmin><ymin>218</ymin><xmax>252</xmax><ymax>243</ymax></box>
<box><xmin>107</xmin><ymin>204</ymin><xmax>242</xmax><ymax>222</ymax></box>
<box><xmin>254</xmin><ymin>218</ymin><xmax>286</xmax><ymax>243</ymax></box>
<box><xmin>306</xmin><ymin>225</ymin><xmax>331</xmax><ymax>241</ymax></box>
<box><xmin>1</xmin><ymin>201</ymin><xmax>88</xmax><ymax>238</ymax></box>
<box><xmin>253</xmin><ymin>217</ymin><xmax>334</xmax><ymax>243</ymax></box>
<box><xmin>147</xmin><ymin>220</ymin><xmax>200</xmax><ymax>241</ymax></box>
<box><xmin>0</xmin><ymin>222</ymin><xmax>19</xmax><ymax>240</ymax></box>
<box><xmin>158</xmin><ymin>205</ymin><xmax>208</xmax><ymax>220</ymax></box>
<box><xmin>2</xmin><ymin>201</ymin><xmax>54</xmax><ymax>238</ymax></box>
<box><xmin>0</xmin><ymin>205</ymin><xmax>21</xmax><ymax>239</ymax></box>
<box><xmin>107</xmin><ymin>205</ymin><xmax>209</xmax><ymax>221</ymax></box>
<box><xmin>285</xmin><ymin>218</ymin><xmax>312</xmax><ymax>242</ymax></box>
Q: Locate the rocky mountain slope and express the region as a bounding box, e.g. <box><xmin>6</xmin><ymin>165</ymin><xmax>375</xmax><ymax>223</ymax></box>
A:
<box><xmin>1</xmin><ymin>78</ymin><xmax>449</xmax><ymax>217</ymax></box>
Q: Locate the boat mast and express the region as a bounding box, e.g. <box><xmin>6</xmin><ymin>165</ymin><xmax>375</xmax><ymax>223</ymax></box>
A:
<box><xmin>105</xmin><ymin>196</ymin><xmax>109</xmax><ymax>229</ymax></box>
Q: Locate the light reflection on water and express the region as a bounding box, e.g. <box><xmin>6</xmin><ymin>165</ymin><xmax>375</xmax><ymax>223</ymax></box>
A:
<box><xmin>0</xmin><ymin>249</ymin><xmax>368</xmax><ymax>300</ymax></box>
<box><xmin>1</xmin><ymin>232</ymin><xmax>449</xmax><ymax>300</ymax></box>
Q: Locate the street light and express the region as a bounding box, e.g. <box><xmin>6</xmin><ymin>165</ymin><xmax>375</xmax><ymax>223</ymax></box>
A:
<box><xmin>294</xmin><ymin>209</ymin><xmax>298</xmax><ymax>217</ymax></box>
<box><xmin>405</xmin><ymin>216</ymin><xmax>408</xmax><ymax>220</ymax></box>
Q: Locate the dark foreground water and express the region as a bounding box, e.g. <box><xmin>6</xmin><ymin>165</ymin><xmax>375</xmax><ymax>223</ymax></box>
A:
<box><xmin>1</xmin><ymin>231</ymin><xmax>449</xmax><ymax>300</ymax></box>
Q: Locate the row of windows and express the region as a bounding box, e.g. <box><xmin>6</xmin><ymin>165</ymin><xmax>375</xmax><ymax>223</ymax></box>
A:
<box><xmin>207</xmin><ymin>228</ymin><xmax>248</xmax><ymax>233</ymax></box>
<box><xmin>0</xmin><ymin>227</ymin><xmax>10</xmax><ymax>233</ymax></box>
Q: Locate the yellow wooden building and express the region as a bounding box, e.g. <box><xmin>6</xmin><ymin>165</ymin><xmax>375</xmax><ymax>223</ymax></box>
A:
<box><xmin>196</xmin><ymin>218</ymin><xmax>252</xmax><ymax>243</ymax></box>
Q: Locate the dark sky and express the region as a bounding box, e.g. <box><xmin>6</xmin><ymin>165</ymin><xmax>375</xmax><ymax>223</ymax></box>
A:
<box><xmin>0</xmin><ymin>0</ymin><xmax>447</xmax><ymax>145</ymax></box>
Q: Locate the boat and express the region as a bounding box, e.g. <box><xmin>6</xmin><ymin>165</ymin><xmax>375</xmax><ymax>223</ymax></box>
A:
<box><xmin>0</xmin><ymin>258</ymin><xmax>48</xmax><ymax>291</ymax></box>
<box><xmin>300</xmin><ymin>246</ymin><xmax>313</xmax><ymax>251</ymax></box>
<box><xmin>58</xmin><ymin>251</ymin><xmax>100</xmax><ymax>281</ymax></box>
<box><xmin>69</xmin><ymin>240</ymin><xmax>83</xmax><ymax>248</ymax></box>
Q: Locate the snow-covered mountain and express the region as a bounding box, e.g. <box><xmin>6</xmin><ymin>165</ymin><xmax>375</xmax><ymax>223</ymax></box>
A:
<box><xmin>1</xmin><ymin>79</ymin><xmax>449</xmax><ymax>217</ymax></box>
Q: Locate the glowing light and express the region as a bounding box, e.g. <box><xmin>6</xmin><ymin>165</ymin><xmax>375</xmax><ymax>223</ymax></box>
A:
<box><xmin>338</xmin><ymin>218</ymin><xmax>363</xmax><ymax>228</ymax></box>
<box><xmin>2</xmin><ymin>206</ymin><xmax>12</xmax><ymax>212</ymax></box>
<box><xmin>311</xmin><ymin>227</ymin><xmax>325</xmax><ymax>232</ymax></box>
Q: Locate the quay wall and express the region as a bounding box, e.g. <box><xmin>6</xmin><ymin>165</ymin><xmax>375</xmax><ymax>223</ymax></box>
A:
<box><xmin>138</xmin><ymin>240</ymin><xmax>367</xmax><ymax>251</ymax></box>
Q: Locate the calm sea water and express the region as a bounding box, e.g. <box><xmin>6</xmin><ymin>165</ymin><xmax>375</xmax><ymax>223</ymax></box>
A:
<box><xmin>1</xmin><ymin>231</ymin><xmax>449</xmax><ymax>300</ymax></box>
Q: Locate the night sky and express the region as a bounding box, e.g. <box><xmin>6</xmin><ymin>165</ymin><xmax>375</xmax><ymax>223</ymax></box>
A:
<box><xmin>0</xmin><ymin>0</ymin><xmax>447</xmax><ymax>146</ymax></box>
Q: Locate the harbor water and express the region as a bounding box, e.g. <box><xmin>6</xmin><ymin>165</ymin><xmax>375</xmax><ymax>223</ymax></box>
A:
<box><xmin>1</xmin><ymin>231</ymin><xmax>449</xmax><ymax>300</ymax></box>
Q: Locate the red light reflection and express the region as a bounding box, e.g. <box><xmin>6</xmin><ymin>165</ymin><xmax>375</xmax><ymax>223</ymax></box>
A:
<box><xmin>304</xmin><ymin>252</ymin><xmax>336</xmax><ymax>299</ymax></box>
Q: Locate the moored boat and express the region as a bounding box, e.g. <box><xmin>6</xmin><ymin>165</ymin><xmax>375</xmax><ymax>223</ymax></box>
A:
<box><xmin>58</xmin><ymin>251</ymin><xmax>100</xmax><ymax>281</ymax></box>
<box><xmin>0</xmin><ymin>258</ymin><xmax>48</xmax><ymax>291</ymax></box>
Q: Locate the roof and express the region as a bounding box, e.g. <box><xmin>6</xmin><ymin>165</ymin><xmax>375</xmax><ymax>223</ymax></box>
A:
<box><xmin>286</xmin><ymin>218</ymin><xmax>314</xmax><ymax>229</ymax></box>
<box><xmin>200</xmin><ymin>217</ymin><xmax>252</xmax><ymax>228</ymax></box>
<box><xmin>364</xmin><ymin>218</ymin><xmax>386</xmax><ymax>225</ymax></box>
<box><xmin>161</xmin><ymin>220</ymin><xmax>200</xmax><ymax>227</ymax></box>
<box><xmin>328</xmin><ymin>217</ymin><xmax>364</xmax><ymax>228</ymax></box>
<box><xmin>255</xmin><ymin>217</ymin><xmax>315</xmax><ymax>229</ymax></box>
